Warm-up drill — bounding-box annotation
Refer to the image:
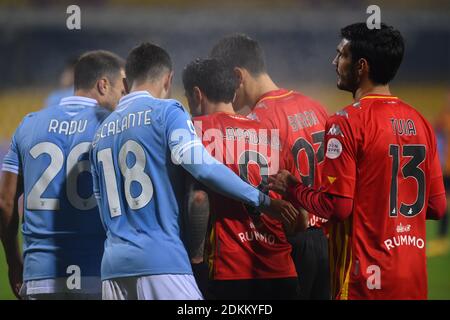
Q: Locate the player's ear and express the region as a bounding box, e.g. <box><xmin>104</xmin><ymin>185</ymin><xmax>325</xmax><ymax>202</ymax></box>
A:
<box><xmin>234</xmin><ymin>67</ymin><xmax>244</xmax><ymax>86</ymax></box>
<box><xmin>164</xmin><ymin>71</ymin><xmax>174</xmax><ymax>92</ymax></box>
<box><xmin>97</xmin><ymin>78</ymin><xmax>108</xmax><ymax>96</ymax></box>
<box><xmin>358</xmin><ymin>58</ymin><xmax>369</xmax><ymax>76</ymax></box>
<box><xmin>193</xmin><ymin>86</ymin><xmax>202</xmax><ymax>106</ymax></box>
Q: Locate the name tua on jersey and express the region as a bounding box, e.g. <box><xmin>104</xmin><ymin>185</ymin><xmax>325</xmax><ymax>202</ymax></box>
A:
<box><xmin>390</xmin><ymin>118</ymin><xmax>417</xmax><ymax>136</ymax></box>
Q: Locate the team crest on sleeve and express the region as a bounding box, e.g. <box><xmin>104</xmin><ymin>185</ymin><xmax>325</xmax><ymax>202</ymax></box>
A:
<box><xmin>326</xmin><ymin>138</ymin><xmax>342</xmax><ymax>159</ymax></box>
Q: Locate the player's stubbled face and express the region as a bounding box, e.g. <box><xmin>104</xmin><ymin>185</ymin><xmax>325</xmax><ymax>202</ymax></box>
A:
<box><xmin>333</xmin><ymin>39</ymin><xmax>358</xmax><ymax>93</ymax></box>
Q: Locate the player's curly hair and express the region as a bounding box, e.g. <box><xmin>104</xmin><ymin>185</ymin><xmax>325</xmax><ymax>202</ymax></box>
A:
<box><xmin>341</xmin><ymin>22</ymin><xmax>404</xmax><ymax>85</ymax></box>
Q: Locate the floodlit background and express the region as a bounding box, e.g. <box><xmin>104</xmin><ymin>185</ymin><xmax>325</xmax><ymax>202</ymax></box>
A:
<box><xmin>0</xmin><ymin>0</ymin><xmax>449</xmax><ymax>299</ymax></box>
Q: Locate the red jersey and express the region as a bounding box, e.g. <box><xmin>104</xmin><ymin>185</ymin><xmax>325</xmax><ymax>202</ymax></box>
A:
<box><xmin>321</xmin><ymin>95</ymin><xmax>445</xmax><ymax>299</ymax></box>
<box><xmin>248</xmin><ymin>89</ymin><xmax>329</xmax><ymax>228</ymax></box>
<box><xmin>193</xmin><ymin>112</ymin><xmax>296</xmax><ymax>280</ymax></box>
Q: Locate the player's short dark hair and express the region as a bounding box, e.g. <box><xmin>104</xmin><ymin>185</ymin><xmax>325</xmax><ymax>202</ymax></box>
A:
<box><xmin>182</xmin><ymin>58</ymin><xmax>238</xmax><ymax>104</ymax></box>
<box><xmin>125</xmin><ymin>42</ymin><xmax>173</xmax><ymax>87</ymax></box>
<box><xmin>74</xmin><ymin>50</ymin><xmax>124</xmax><ymax>90</ymax></box>
<box><xmin>210</xmin><ymin>34</ymin><xmax>266</xmax><ymax>76</ymax></box>
<box><xmin>341</xmin><ymin>22</ymin><xmax>404</xmax><ymax>85</ymax></box>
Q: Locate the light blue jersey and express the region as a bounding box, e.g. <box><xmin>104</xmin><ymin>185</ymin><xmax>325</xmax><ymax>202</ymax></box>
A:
<box><xmin>2</xmin><ymin>96</ymin><xmax>109</xmax><ymax>282</ymax></box>
<box><xmin>91</xmin><ymin>91</ymin><xmax>269</xmax><ymax>280</ymax></box>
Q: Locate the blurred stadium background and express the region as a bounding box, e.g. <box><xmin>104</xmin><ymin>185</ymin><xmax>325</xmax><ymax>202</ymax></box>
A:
<box><xmin>0</xmin><ymin>0</ymin><xmax>448</xmax><ymax>299</ymax></box>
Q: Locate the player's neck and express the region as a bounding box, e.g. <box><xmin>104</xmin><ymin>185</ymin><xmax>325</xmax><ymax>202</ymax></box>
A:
<box><xmin>248</xmin><ymin>74</ymin><xmax>279</xmax><ymax>108</ymax></box>
<box><xmin>74</xmin><ymin>89</ymin><xmax>99</xmax><ymax>102</ymax></box>
<box><xmin>206</xmin><ymin>102</ymin><xmax>235</xmax><ymax>115</ymax></box>
<box><xmin>354</xmin><ymin>83</ymin><xmax>391</xmax><ymax>101</ymax></box>
<box><xmin>130</xmin><ymin>83</ymin><xmax>164</xmax><ymax>99</ymax></box>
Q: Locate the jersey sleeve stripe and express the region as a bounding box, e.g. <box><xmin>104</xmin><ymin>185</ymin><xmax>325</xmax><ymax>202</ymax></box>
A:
<box><xmin>171</xmin><ymin>140</ymin><xmax>204</xmax><ymax>163</ymax></box>
<box><xmin>1</xmin><ymin>164</ymin><xmax>20</xmax><ymax>174</ymax></box>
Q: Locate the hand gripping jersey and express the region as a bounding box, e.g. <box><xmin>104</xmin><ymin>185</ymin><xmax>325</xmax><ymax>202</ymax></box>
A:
<box><xmin>193</xmin><ymin>112</ymin><xmax>296</xmax><ymax>280</ymax></box>
<box><xmin>2</xmin><ymin>96</ymin><xmax>108</xmax><ymax>281</ymax></box>
<box><xmin>248</xmin><ymin>89</ymin><xmax>329</xmax><ymax>228</ymax></box>
<box><xmin>321</xmin><ymin>95</ymin><xmax>445</xmax><ymax>299</ymax></box>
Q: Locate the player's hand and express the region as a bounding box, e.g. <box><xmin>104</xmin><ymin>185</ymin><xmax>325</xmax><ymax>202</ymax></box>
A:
<box><xmin>8</xmin><ymin>258</ymin><xmax>23</xmax><ymax>300</ymax></box>
<box><xmin>296</xmin><ymin>208</ymin><xmax>309</xmax><ymax>232</ymax></box>
<box><xmin>282</xmin><ymin>208</ymin><xmax>309</xmax><ymax>236</ymax></box>
<box><xmin>268</xmin><ymin>170</ymin><xmax>300</xmax><ymax>197</ymax></box>
<box><xmin>264</xmin><ymin>198</ymin><xmax>299</xmax><ymax>227</ymax></box>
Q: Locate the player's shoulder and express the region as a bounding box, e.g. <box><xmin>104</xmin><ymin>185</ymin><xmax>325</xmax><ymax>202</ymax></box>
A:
<box><xmin>276</xmin><ymin>89</ymin><xmax>327</xmax><ymax>113</ymax></box>
<box><xmin>18</xmin><ymin>108</ymin><xmax>52</xmax><ymax>127</ymax></box>
<box><xmin>159</xmin><ymin>99</ymin><xmax>190</xmax><ymax>125</ymax></box>
<box><xmin>192</xmin><ymin>114</ymin><xmax>218</xmax><ymax>136</ymax></box>
<box><xmin>395</xmin><ymin>98</ymin><xmax>429</xmax><ymax>118</ymax></box>
<box><xmin>254</xmin><ymin>89</ymin><xmax>327</xmax><ymax>119</ymax></box>
<box><xmin>76</xmin><ymin>104</ymin><xmax>109</xmax><ymax>119</ymax></box>
<box><xmin>252</xmin><ymin>89</ymin><xmax>291</xmax><ymax>114</ymax></box>
<box><xmin>356</xmin><ymin>95</ymin><xmax>409</xmax><ymax>113</ymax></box>
<box><xmin>193</xmin><ymin>112</ymin><xmax>250</xmax><ymax>130</ymax></box>
<box><xmin>164</xmin><ymin>98</ymin><xmax>186</xmax><ymax>111</ymax></box>
<box><xmin>291</xmin><ymin>91</ymin><xmax>329</xmax><ymax>121</ymax></box>
<box><xmin>325</xmin><ymin>102</ymin><xmax>360</xmax><ymax>136</ymax></box>
<box><xmin>395</xmin><ymin>98</ymin><xmax>436</xmax><ymax>133</ymax></box>
<box><xmin>88</xmin><ymin>107</ymin><xmax>112</xmax><ymax>131</ymax></box>
<box><xmin>330</xmin><ymin>99</ymin><xmax>368</xmax><ymax>123</ymax></box>
<box><xmin>138</xmin><ymin>94</ymin><xmax>183</xmax><ymax>108</ymax></box>
<box><xmin>192</xmin><ymin>114</ymin><xmax>211</xmax><ymax>128</ymax></box>
<box><xmin>22</xmin><ymin>110</ymin><xmax>40</xmax><ymax>121</ymax></box>
<box><xmin>192</xmin><ymin>114</ymin><xmax>210</xmax><ymax>123</ymax></box>
<box><xmin>137</xmin><ymin>96</ymin><xmax>187</xmax><ymax>117</ymax></box>
<box><xmin>11</xmin><ymin>108</ymin><xmax>57</xmax><ymax>144</ymax></box>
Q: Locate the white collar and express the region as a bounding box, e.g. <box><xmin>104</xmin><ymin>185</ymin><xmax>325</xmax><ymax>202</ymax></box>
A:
<box><xmin>60</xmin><ymin>96</ymin><xmax>98</xmax><ymax>107</ymax></box>
<box><xmin>117</xmin><ymin>91</ymin><xmax>153</xmax><ymax>109</ymax></box>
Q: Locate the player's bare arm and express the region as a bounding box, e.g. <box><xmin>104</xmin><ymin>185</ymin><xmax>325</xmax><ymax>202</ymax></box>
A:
<box><xmin>185</xmin><ymin>178</ymin><xmax>209</xmax><ymax>264</ymax></box>
<box><xmin>0</xmin><ymin>171</ymin><xmax>23</xmax><ymax>299</ymax></box>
